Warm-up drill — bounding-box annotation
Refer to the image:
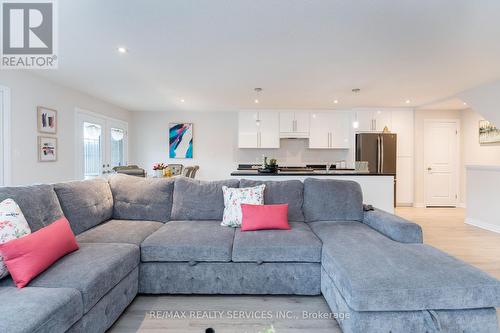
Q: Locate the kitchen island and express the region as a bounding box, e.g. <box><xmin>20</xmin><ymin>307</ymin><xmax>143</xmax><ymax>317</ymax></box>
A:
<box><xmin>231</xmin><ymin>170</ymin><xmax>395</xmax><ymax>213</ymax></box>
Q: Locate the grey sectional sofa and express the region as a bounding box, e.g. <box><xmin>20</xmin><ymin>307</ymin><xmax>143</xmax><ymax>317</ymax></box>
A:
<box><xmin>0</xmin><ymin>175</ymin><xmax>499</xmax><ymax>333</ymax></box>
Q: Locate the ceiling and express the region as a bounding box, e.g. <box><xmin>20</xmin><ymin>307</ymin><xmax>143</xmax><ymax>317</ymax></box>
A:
<box><xmin>35</xmin><ymin>0</ymin><xmax>500</xmax><ymax>111</ymax></box>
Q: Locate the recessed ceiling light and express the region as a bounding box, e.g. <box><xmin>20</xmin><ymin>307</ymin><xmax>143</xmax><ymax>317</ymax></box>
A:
<box><xmin>405</xmin><ymin>99</ymin><xmax>411</xmax><ymax>104</ymax></box>
<box><xmin>180</xmin><ymin>99</ymin><xmax>185</xmax><ymax>103</ymax></box>
<box><xmin>333</xmin><ymin>99</ymin><xmax>339</xmax><ymax>104</ymax></box>
<box><xmin>117</xmin><ymin>47</ymin><xmax>128</xmax><ymax>54</ymax></box>
<box><xmin>254</xmin><ymin>99</ymin><xmax>259</xmax><ymax>104</ymax></box>
<box><xmin>463</xmin><ymin>102</ymin><xmax>467</xmax><ymax>105</ymax></box>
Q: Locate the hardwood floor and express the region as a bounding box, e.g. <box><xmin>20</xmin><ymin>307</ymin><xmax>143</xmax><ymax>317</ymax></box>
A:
<box><xmin>109</xmin><ymin>207</ymin><xmax>500</xmax><ymax>332</ymax></box>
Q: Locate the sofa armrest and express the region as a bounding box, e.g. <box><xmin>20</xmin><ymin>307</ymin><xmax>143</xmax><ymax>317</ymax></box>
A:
<box><xmin>363</xmin><ymin>208</ymin><xmax>423</xmax><ymax>243</ymax></box>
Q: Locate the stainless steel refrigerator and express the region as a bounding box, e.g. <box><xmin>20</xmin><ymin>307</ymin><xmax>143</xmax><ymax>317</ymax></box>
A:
<box><xmin>355</xmin><ymin>133</ymin><xmax>397</xmax><ymax>205</ymax></box>
<box><xmin>355</xmin><ymin>133</ymin><xmax>397</xmax><ymax>174</ymax></box>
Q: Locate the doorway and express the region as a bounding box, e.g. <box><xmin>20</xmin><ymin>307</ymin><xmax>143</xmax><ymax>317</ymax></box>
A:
<box><xmin>0</xmin><ymin>86</ymin><xmax>11</xmax><ymax>186</ymax></box>
<box><xmin>75</xmin><ymin>109</ymin><xmax>128</xmax><ymax>179</ymax></box>
<box><xmin>423</xmin><ymin>119</ymin><xmax>460</xmax><ymax>207</ymax></box>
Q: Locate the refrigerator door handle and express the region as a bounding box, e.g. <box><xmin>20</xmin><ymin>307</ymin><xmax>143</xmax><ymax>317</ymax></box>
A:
<box><xmin>380</xmin><ymin>135</ymin><xmax>384</xmax><ymax>173</ymax></box>
<box><xmin>376</xmin><ymin>135</ymin><xmax>381</xmax><ymax>173</ymax></box>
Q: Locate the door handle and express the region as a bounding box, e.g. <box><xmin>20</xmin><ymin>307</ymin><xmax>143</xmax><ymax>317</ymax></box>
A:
<box><xmin>427</xmin><ymin>167</ymin><xmax>432</xmax><ymax>171</ymax></box>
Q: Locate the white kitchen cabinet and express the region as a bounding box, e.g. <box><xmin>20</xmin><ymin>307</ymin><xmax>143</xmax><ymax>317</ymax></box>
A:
<box><xmin>309</xmin><ymin>112</ymin><xmax>351</xmax><ymax>149</ymax></box>
<box><xmin>279</xmin><ymin>111</ymin><xmax>309</xmax><ymax>138</ymax></box>
<box><xmin>354</xmin><ymin>109</ymin><xmax>392</xmax><ymax>132</ymax></box>
<box><xmin>309</xmin><ymin>113</ymin><xmax>331</xmax><ymax>148</ymax></box>
<box><xmin>238</xmin><ymin>111</ymin><xmax>279</xmax><ymax>148</ymax></box>
<box><xmin>391</xmin><ymin>109</ymin><xmax>414</xmax><ymax>157</ymax></box>
<box><xmin>396</xmin><ymin>156</ymin><xmax>414</xmax><ymax>205</ymax></box>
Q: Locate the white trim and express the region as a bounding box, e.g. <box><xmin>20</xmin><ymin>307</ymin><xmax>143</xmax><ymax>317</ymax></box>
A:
<box><xmin>413</xmin><ymin>202</ymin><xmax>425</xmax><ymax>208</ymax></box>
<box><xmin>466</xmin><ymin>165</ymin><xmax>500</xmax><ymax>171</ymax></box>
<box><xmin>0</xmin><ymin>86</ymin><xmax>11</xmax><ymax>186</ymax></box>
<box><xmin>423</xmin><ymin>118</ymin><xmax>461</xmax><ymax>207</ymax></box>
<box><xmin>465</xmin><ymin>218</ymin><xmax>500</xmax><ymax>234</ymax></box>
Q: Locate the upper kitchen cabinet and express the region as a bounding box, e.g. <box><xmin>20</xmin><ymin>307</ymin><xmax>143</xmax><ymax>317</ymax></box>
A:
<box><xmin>279</xmin><ymin>111</ymin><xmax>310</xmax><ymax>138</ymax></box>
<box><xmin>391</xmin><ymin>109</ymin><xmax>414</xmax><ymax>157</ymax></box>
<box><xmin>309</xmin><ymin>111</ymin><xmax>351</xmax><ymax>149</ymax></box>
<box><xmin>238</xmin><ymin>111</ymin><xmax>280</xmax><ymax>148</ymax></box>
<box><xmin>354</xmin><ymin>109</ymin><xmax>392</xmax><ymax>132</ymax></box>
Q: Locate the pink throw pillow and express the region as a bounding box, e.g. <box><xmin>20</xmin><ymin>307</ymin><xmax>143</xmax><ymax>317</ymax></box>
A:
<box><xmin>0</xmin><ymin>217</ymin><xmax>79</xmax><ymax>288</ymax></box>
<box><xmin>241</xmin><ymin>204</ymin><xmax>290</xmax><ymax>231</ymax></box>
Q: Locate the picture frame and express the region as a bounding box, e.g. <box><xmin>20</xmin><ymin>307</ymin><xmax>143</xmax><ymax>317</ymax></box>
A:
<box><xmin>37</xmin><ymin>106</ymin><xmax>58</xmax><ymax>134</ymax></box>
<box><xmin>169</xmin><ymin>123</ymin><xmax>193</xmax><ymax>158</ymax></box>
<box><xmin>38</xmin><ymin>136</ymin><xmax>57</xmax><ymax>162</ymax></box>
<box><xmin>479</xmin><ymin>120</ymin><xmax>500</xmax><ymax>144</ymax></box>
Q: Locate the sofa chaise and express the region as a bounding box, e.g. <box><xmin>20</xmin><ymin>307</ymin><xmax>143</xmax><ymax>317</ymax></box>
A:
<box><xmin>0</xmin><ymin>175</ymin><xmax>499</xmax><ymax>333</ymax></box>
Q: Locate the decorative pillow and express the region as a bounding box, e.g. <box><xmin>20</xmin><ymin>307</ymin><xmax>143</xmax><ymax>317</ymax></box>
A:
<box><xmin>0</xmin><ymin>199</ymin><xmax>31</xmax><ymax>279</ymax></box>
<box><xmin>241</xmin><ymin>204</ymin><xmax>290</xmax><ymax>231</ymax></box>
<box><xmin>0</xmin><ymin>217</ymin><xmax>79</xmax><ymax>288</ymax></box>
<box><xmin>221</xmin><ymin>185</ymin><xmax>265</xmax><ymax>227</ymax></box>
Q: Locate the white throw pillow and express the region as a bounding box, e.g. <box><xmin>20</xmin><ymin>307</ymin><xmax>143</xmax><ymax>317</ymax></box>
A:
<box><xmin>221</xmin><ymin>185</ymin><xmax>265</xmax><ymax>227</ymax></box>
<box><xmin>0</xmin><ymin>198</ymin><xmax>31</xmax><ymax>279</ymax></box>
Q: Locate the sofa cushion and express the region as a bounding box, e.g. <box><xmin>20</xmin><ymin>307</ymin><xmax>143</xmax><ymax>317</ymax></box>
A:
<box><xmin>108</xmin><ymin>174</ymin><xmax>174</xmax><ymax>223</ymax></box>
<box><xmin>0</xmin><ymin>184</ymin><xmax>63</xmax><ymax>232</ymax></box>
<box><xmin>232</xmin><ymin>222</ymin><xmax>321</xmax><ymax>263</ymax></box>
<box><xmin>0</xmin><ymin>243</ymin><xmax>139</xmax><ymax>314</ymax></box>
<box><xmin>240</xmin><ymin>179</ymin><xmax>305</xmax><ymax>222</ymax></box>
<box><xmin>141</xmin><ymin>221</ymin><xmax>235</xmax><ymax>262</ymax></box>
<box><xmin>77</xmin><ymin>219</ymin><xmax>163</xmax><ymax>246</ymax></box>
<box><xmin>54</xmin><ymin>179</ymin><xmax>114</xmax><ymax>235</ymax></box>
<box><xmin>0</xmin><ymin>286</ymin><xmax>83</xmax><ymax>333</ymax></box>
<box><xmin>221</xmin><ymin>185</ymin><xmax>265</xmax><ymax>227</ymax></box>
<box><xmin>171</xmin><ymin>177</ymin><xmax>239</xmax><ymax>220</ymax></box>
<box><xmin>310</xmin><ymin>221</ymin><xmax>500</xmax><ymax>311</ymax></box>
<box><xmin>303</xmin><ymin>178</ymin><xmax>363</xmax><ymax>223</ymax></box>
<box><xmin>0</xmin><ymin>198</ymin><xmax>31</xmax><ymax>279</ymax></box>
<box><xmin>0</xmin><ymin>217</ymin><xmax>78</xmax><ymax>288</ymax></box>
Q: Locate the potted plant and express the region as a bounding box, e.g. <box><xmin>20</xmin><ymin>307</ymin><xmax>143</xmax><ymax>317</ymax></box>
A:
<box><xmin>152</xmin><ymin>163</ymin><xmax>166</xmax><ymax>178</ymax></box>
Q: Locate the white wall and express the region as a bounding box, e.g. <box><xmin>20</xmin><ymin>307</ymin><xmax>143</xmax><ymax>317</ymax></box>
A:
<box><xmin>414</xmin><ymin>108</ymin><xmax>500</xmax><ymax>206</ymax></box>
<box><xmin>0</xmin><ymin>72</ymin><xmax>131</xmax><ymax>185</ymax></box>
<box><xmin>129</xmin><ymin>110</ymin><xmax>352</xmax><ymax>180</ymax></box>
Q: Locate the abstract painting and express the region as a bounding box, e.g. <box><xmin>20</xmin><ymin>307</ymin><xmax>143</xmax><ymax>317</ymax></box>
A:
<box><xmin>38</xmin><ymin>136</ymin><xmax>57</xmax><ymax>162</ymax></box>
<box><xmin>37</xmin><ymin>107</ymin><xmax>57</xmax><ymax>134</ymax></box>
<box><xmin>169</xmin><ymin>123</ymin><xmax>193</xmax><ymax>158</ymax></box>
<box><xmin>479</xmin><ymin>120</ymin><xmax>500</xmax><ymax>144</ymax></box>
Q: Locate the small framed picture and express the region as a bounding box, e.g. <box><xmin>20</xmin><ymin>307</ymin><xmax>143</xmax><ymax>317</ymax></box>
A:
<box><xmin>37</xmin><ymin>106</ymin><xmax>57</xmax><ymax>134</ymax></box>
<box><xmin>38</xmin><ymin>136</ymin><xmax>57</xmax><ymax>162</ymax></box>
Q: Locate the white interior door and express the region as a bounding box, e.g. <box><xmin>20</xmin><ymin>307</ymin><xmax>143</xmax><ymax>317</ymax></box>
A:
<box><xmin>424</xmin><ymin>120</ymin><xmax>459</xmax><ymax>207</ymax></box>
<box><xmin>76</xmin><ymin>110</ymin><xmax>128</xmax><ymax>180</ymax></box>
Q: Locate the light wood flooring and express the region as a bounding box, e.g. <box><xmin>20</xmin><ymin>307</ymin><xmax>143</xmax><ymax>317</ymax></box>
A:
<box><xmin>109</xmin><ymin>207</ymin><xmax>500</xmax><ymax>333</ymax></box>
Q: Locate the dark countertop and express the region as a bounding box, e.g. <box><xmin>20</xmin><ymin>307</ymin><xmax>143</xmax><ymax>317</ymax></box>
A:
<box><xmin>230</xmin><ymin>170</ymin><xmax>396</xmax><ymax>177</ymax></box>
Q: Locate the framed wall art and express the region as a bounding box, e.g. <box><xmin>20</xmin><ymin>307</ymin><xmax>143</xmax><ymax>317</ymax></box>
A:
<box><xmin>38</xmin><ymin>136</ymin><xmax>57</xmax><ymax>162</ymax></box>
<box><xmin>37</xmin><ymin>106</ymin><xmax>57</xmax><ymax>134</ymax></box>
<box><xmin>169</xmin><ymin>123</ymin><xmax>193</xmax><ymax>158</ymax></box>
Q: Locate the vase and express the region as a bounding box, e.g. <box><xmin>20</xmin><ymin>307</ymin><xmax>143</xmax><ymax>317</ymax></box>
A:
<box><xmin>154</xmin><ymin>169</ymin><xmax>163</xmax><ymax>178</ymax></box>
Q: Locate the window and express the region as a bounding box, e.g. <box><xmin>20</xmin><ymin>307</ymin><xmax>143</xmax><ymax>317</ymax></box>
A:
<box><xmin>83</xmin><ymin>122</ymin><xmax>103</xmax><ymax>179</ymax></box>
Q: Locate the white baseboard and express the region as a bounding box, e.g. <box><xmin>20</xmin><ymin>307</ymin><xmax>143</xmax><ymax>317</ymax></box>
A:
<box><xmin>465</xmin><ymin>218</ymin><xmax>500</xmax><ymax>234</ymax></box>
<box><xmin>396</xmin><ymin>202</ymin><xmax>413</xmax><ymax>207</ymax></box>
<box><xmin>413</xmin><ymin>203</ymin><xmax>425</xmax><ymax>208</ymax></box>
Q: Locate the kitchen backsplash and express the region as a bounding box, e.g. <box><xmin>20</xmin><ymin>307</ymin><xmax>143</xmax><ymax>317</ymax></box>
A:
<box><xmin>236</xmin><ymin>138</ymin><xmax>354</xmax><ymax>166</ymax></box>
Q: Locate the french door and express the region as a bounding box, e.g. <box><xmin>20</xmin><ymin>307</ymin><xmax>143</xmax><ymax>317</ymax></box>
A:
<box><xmin>76</xmin><ymin>110</ymin><xmax>128</xmax><ymax>180</ymax></box>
